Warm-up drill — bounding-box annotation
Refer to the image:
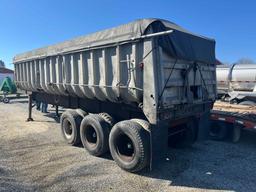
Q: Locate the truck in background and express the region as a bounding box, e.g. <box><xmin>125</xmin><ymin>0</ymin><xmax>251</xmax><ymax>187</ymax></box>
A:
<box><xmin>210</xmin><ymin>64</ymin><xmax>256</xmax><ymax>142</ymax></box>
<box><xmin>216</xmin><ymin>64</ymin><xmax>256</xmax><ymax>105</ymax></box>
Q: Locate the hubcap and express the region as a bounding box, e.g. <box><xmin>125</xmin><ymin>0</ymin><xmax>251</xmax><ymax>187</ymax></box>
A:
<box><xmin>85</xmin><ymin>125</ymin><xmax>98</xmax><ymax>146</ymax></box>
<box><xmin>115</xmin><ymin>134</ymin><xmax>135</xmax><ymax>162</ymax></box>
<box><xmin>63</xmin><ymin>119</ymin><xmax>73</xmax><ymax>139</ymax></box>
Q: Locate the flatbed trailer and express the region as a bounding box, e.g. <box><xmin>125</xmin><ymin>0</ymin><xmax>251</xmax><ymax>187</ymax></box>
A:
<box><xmin>210</xmin><ymin>101</ymin><xmax>256</xmax><ymax>142</ymax></box>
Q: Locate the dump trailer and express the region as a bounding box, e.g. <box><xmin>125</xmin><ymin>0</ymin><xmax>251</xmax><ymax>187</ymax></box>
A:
<box><xmin>13</xmin><ymin>18</ymin><xmax>216</xmax><ymax>172</ymax></box>
<box><xmin>216</xmin><ymin>64</ymin><xmax>256</xmax><ymax>105</ymax></box>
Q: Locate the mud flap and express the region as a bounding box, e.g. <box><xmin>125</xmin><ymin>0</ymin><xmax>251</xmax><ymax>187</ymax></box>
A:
<box><xmin>232</xmin><ymin>124</ymin><xmax>241</xmax><ymax>143</ymax></box>
<box><xmin>149</xmin><ymin>121</ymin><xmax>169</xmax><ymax>170</ymax></box>
<box><xmin>197</xmin><ymin>111</ymin><xmax>210</xmax><ymax>140</ymax></box>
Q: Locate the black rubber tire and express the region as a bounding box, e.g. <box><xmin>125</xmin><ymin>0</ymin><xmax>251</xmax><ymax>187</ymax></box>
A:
<box><xmin>75</xmin><ymin>109</ymin><xmax>88</xmax><ymax>118</ymax></box>
<box><xmin>80</xmin><ymin>114</ymin><xmax>110</xmax><ymax>156</ymax></box>
<box><xmin>3</xmin><ymin>97</ymin><xmax>9</xmax><ymax>104</ymax></box>
<box><xmin>109</xmin><ymin>120</ymin><xmax>150</xmax><ymax>172</ymax></box>
<box><xmin>60</xmin><ymin>110</ymin><xmax>83</xmax><ymax>146</ymax></box>
<box><xmin>209</xmin><ymin>121</ymin><xmax>228</xmax><ymax>141</ymax></box>
<box><xmin>172</xmin><ymin>120</ymin><xmax>197</xmax><ymax>148</ymax></box>
<box><xmin>99</xmin><ymin>113</ymin><xmax>115</xmax><ymax>127</ymax></box>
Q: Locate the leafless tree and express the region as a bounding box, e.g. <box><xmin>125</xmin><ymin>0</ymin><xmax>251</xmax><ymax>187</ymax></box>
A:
<box><xmin>0</xmin><ymin>60</ymin><xmax>5</xmax><ymax>68</ymax></box>
<box><xmin>236</xmin><ymin>58</ymin><xmax>256</xmax><ymax>64</ymax></box>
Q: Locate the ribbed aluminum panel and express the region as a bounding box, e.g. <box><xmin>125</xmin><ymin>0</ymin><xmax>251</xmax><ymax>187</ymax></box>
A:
<box><xmin>15</xmin><ymin>42</ymin><xmax>144</xmax><ymax>103</ymax></box>
<box><xmin>159</xmin><ymin>48</ymin><xmax>216</xmax><ymax>107</ymax></box>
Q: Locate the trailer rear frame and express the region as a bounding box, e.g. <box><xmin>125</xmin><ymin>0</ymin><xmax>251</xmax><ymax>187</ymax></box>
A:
<box><xmin>210</xmin><ymin>102</ymin><xmax>256</xmax><ymax>142</ymax></box>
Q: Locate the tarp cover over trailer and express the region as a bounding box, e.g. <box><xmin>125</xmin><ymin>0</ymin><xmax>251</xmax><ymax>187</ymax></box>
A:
<box><xmin>14</xmin><ymin>18</ymin><xmax>215</xmax><ymax>64</ymax></box>
<box><xmin>14</xmin><ymin>18</ymin><xmax>216</xmax><ymax>124</ymax></box>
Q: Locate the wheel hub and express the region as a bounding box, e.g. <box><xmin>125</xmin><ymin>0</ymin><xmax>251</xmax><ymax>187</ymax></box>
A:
<box><xmin>85</xmin><ymin>125</ymin><xmax>98</xmax><ymax>146</ymax></box>
<box><xmin>115</xmin><ymin>134</ymin><xmax>135</xmax><ymax>162</ymax></box>
<box><xmin>63</xmin><ymin>119</ymin><xmax>73</xmax><ymax>139</ymax></box>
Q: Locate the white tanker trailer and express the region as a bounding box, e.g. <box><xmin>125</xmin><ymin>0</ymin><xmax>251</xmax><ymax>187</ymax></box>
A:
<box><xmin>216</xmin><ymin>64</ymin><xmax>256</xmax><ymax>105</ymax></box>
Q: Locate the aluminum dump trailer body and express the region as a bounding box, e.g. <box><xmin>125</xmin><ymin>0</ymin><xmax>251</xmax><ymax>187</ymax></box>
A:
<box><xmin>13</xmin><ymin>18</ymin><xmax>216</xmax><ymax>123</ymax></box>
<box><xmin>13</xmin><ymin>18</ymin><xmax>216</xmax><ymax>172</ymax></box>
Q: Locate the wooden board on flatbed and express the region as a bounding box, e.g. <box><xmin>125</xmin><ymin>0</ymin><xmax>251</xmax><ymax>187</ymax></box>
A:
<box><xmin>212</xmin><ymin>101</ymin><xmax>256</xmax><ymax>123</ymax></box>
<box><xmin>213</xmin><ymin>101</ymin><xmax>256</xmax><ymax>114</ymax></box>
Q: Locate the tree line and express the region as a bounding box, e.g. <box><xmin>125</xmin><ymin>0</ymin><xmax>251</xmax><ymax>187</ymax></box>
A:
<box><xmin>0</xmin><ymin>60</ymin><xmax>5</xmax><ymax>68</ymax></box>
<box><xmin>222</xmin><ymin>58</ymin><xmax>256</xmax><ymax>65</ymax></box>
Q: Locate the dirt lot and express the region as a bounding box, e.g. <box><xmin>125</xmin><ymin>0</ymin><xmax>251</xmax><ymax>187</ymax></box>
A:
<box><xmin>0</xmin><ymin>99</ymin><xmax>256</xmax><ymax>192</ymax></box>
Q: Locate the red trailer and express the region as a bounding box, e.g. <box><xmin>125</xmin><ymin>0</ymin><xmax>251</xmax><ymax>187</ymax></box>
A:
<box><xmin>210</xmin><ymin>101</ymin><xmax>256</xmax><ymax>142</ymax></box>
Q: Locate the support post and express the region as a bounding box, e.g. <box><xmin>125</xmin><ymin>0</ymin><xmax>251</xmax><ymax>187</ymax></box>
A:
<box><xmin>197</xmin><ymin>111</ymin><xmax>210</xmax><ymax>140</ymax></box>
<box><xmin>27</xmin><ymin>94</ymin><xmax>34</xmax><ymax>121</ymax></box>
<box><xmin>55</xmin><ymin>105</ymin><xmax>59</xmax><ymax>117</ymax></box>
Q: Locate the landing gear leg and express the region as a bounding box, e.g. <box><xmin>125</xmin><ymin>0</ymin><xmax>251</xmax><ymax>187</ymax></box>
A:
<box><xmin>27</xmin><ymin>94</ymin><xmax>34</xmax><ymax>122</ymax></box>
<box><xmin>55</xmin><ymin>105</ymin><xmax>59</xmax><ymax>117</ymax></box>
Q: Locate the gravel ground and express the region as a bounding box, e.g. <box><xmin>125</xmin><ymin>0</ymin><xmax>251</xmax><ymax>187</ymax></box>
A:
<box><xmin>0</xmin><ymin>99</ymin><xmax>256</xmax><ymax>192</ymax></box>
